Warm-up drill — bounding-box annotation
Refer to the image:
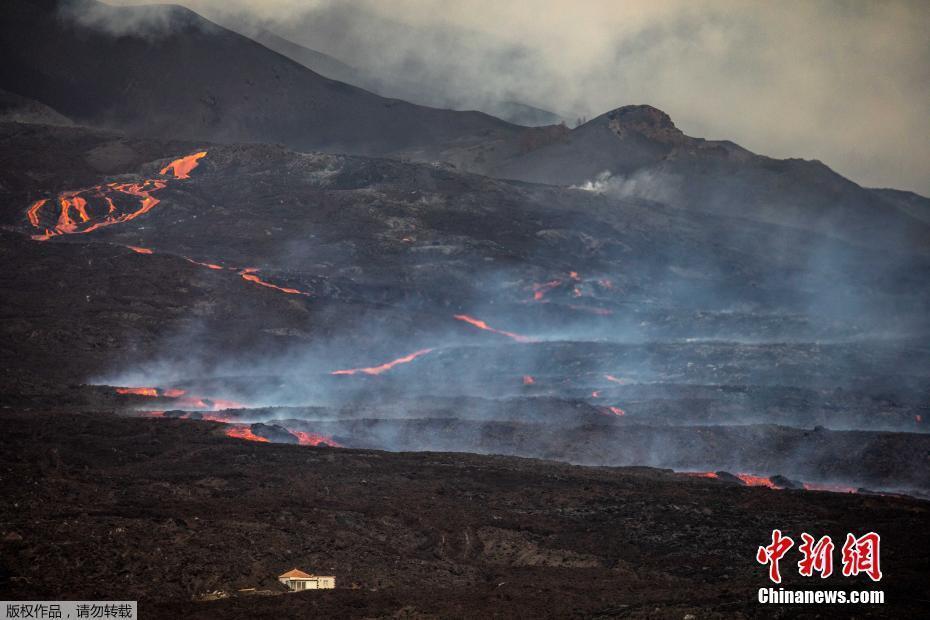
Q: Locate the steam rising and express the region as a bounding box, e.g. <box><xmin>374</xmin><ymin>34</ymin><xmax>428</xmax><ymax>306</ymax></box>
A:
<box><xmin>100</xmin><ymin>0</ymin><xmax>930</xmax><ymax>196</ymax></box>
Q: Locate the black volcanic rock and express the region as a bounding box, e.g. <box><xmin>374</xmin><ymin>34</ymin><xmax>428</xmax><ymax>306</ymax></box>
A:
<box><xmin>492</xmin><ymin>105</ymin><xmax>930</xmax><ymax>254</ymax></box>
<box><xmin>0</xmin><ymin>0</ymin><xmax>521</xmax><ymax>156</ymax></box>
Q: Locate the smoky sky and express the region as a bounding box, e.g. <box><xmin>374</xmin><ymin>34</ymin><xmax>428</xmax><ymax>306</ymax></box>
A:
<box><xmin>109</xmin><ymin>0</ymin><xmax>929</xmax><ymax>196</ymax></box>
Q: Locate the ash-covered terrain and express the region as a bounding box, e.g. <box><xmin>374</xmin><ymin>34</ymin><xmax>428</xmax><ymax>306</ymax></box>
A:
<box><xmin>1</xmin><ymin>0</ymin><xmax>928</xmax><ymax>617</ymax></box>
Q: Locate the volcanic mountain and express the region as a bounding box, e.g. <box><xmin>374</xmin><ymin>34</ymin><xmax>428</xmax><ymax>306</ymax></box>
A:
<box><xmin>3</xmin><ymin>123</ymin><xmax>928</xmax><ymax>495</ymax></box>
<box><xmin>491</xmin><ymin>105</ymin><xmax>930</xmax><ymax>253</ymax></box>
<box><xmin>0</xmin><ymin>0</ymin><xmax>523</xmax><ymax>156</ymax></box>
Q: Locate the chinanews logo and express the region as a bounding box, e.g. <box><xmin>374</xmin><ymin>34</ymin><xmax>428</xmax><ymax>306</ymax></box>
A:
<box><xmin>755</xmin><ymin>530</ymin><xmax>884</xmax><ymax>605</ymax></box>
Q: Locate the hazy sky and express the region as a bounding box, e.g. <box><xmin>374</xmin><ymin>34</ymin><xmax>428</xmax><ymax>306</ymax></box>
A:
<box><xmin>112</xmin><ymin>0</ymin><xmax>929</xmax><ymax>195</ymax></box>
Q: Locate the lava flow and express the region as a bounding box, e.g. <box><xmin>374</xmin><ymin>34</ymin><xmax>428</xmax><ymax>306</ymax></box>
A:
<box><xmin>185</xmin><ymin>257</ymin><xmax>224</xmax><ymax>270</ymax></box>
<box><xmin>291</xmin><ymin>431</ymin><xmax>341</xmax><ymax>447</ymax></box>
<box><xmin>239</xmin><ymin>268</ymin><xmax>310</xmax><ymax>296</ymax></box>
<box><xmin>159</xmin><ymin>151</ymin><xmax>207</xmax><ymax>179</ymax></box>
<box><xmin>531</xmin><ymin>271</ymin><xmax>581</xmax><ymax>302</ymax></box>
<box><xmin>224</xmin><ymin>425</ymin><xmax>340</xmax><ymax>447</ymax></box>
<box><xmin>26</xmin><ymin>152</ymin><xmax>205</xmax><ymax>240</ymax></box>
<box><xmin>736</xmin><ymin>473</ymin><xmax>778</xmax><ymax>488</ymax></box>
<box><xmin>453</xmin><ymin>314</ymin><xmax>535</xmax><ymax>343</ymax></box>
<box><xmin>127</xmin><ymin>245</ymin><xmax>153</xmax><ymax>254</ymax></box>
<box><xmin>332</xmin><ymin>349</ymin><xmax>435</xmax><ymax>376</ymax></box>
<box><xmin>116</xmin><ymin>387</ymin><xmax>159</xmax><ymax>397</ymax></box>
<box><xmin>113</xmin><ymin>386</ymin><xmax>244</xmax><ymax>411</ymax></box>
<box><xmin>523</xmin><ymin>375</ymin><xmax>536</xmax><ymax>385</ymax></box>
<box><xmin>225</xmin><ymin>425</ymin><xmax>270</xmax><ymax>443</ymax></box>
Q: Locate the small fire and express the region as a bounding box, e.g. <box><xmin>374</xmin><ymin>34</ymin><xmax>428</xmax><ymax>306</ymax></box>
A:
<box><xmin>605</xmin><ymin>406</ymin><xmax>625</xmax><ymax>416</ymax></box>
<box><xmin>225</xmin><ymin>425</ymin><xmax>270</xmax><ymax>443</ymax></box>
<box><xmin>453</xmin><ymin>314</ymin><xmax>535</xmax><ymax>343</ymax></box>
<box><xmin>127</xmin><ymin>245</ymin><xmax>153</xmax><ymax>254</ymax></box>
<box><xmin>239</xmin><ymin>268</ymin><xmax>310</xmax><ymax>296</ymax></box>
<box><xmin>523</xmin><ymin>375</ymin><xmax>535</xmax><ymax>385</ymax></box>
<box><xmin>159</xmin><ymin>151</ymin><xmax>207</xmax><ymax>179</ymax></box>
<box><xmin>591</xmin><ymin>390</ymin><xmax>601</xmax><ymax>398</ymax></box>
<box><xmin>332</xmin><ymin>348</ymin><xmax>435</xmax><ymax>376</ymax></box>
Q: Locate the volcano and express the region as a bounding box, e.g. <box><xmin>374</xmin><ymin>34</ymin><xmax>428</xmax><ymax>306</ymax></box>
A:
<box><xmin>0</xmin><ymin>2</ymin><xmax>927</xmax><ymax>617</ymax></box>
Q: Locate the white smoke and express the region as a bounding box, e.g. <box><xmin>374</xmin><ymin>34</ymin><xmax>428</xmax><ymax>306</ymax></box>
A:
<box><xmin>571</xmin><ymin>170</ymin><xmax>679</xmax><ymax>204</ymax></box>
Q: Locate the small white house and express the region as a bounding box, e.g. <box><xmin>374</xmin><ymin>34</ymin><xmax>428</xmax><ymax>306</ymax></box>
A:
<box><xmin>278</xmin><ymin>568</ymin><xmax>336</xmax><ymax>591</ymax></box>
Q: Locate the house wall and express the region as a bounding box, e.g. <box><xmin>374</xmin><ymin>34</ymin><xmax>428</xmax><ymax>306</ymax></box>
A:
<box><xmin>281</xmin><ymin>577</ymin><xmax>336</xmax><ymax>590</ymax></box>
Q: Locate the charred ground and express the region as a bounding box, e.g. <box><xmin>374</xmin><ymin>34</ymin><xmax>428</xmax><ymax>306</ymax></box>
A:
<box><xmin>2</xmin><ymin>410</ymin><xmax>928</xmax><ymax>619</ymax></box>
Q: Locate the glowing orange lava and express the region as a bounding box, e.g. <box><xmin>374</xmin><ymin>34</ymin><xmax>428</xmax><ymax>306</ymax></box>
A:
<box><xmin>736</xmin><ymin>473</ymin><xmax>778</xmax><ymax>488</ymax></box>
<box><xmin>591</xmin><ymin>390</ymin><xmax>601</xmax><ymax>398</ymax></box>
<box><xmin>29</xmin><ymin>179</ymin><xmax>168</xmax><ymax>240</ymax></box>
<box><xmin>530</xmin><ymin>271</ymin><xmax>582</xmax><ymax>302</ymax></box>
<box><xmin>185</xmin><ymin>257</ymin><xmax>224</xmax><ymax>270</ymax></box>
<box><xmin>225</xmin><ymin>425</ymin><xmax>269</xmax><ymax>443</ymax></box>
<box><xmin>291</xmin><ymin>431</ymin><xmax>341</xmax><ymax>447</ymax></box>
<box><xmin>159</xmin><ymin>151</ymin><xmax>207</xmax><ymax>179</ymax></box>
<box><xmin>523</xmin><ymin>375</ymin><xmax>535</xmax><ymax>385</ymax></box>
<box><xmin>453</xmin><ymin>314</ymin><xmax>535</xmax><ymax>343</ymax></box>
<box><xmin>116</xmin><ymin>387</ymin><xmax>159</xmax><ymax>397</ymax></box>
<box><xmin>332</xmin><ymin>348</ymin><xmax>435</xmax><ymax>376</ymax></box>
<box><xmin>26</xmin><ymin>152</ymin><xmax>205</xmax><ymax>240</ymax></box>
<box><xmin>127</xmin><ymin>245</ymin><xmax>153</xmax><ymax>254</ymax></box>
<box><xmin>605</xmin><ymin>406</ymin><xmax>625</xmax><ymax>416</ymax></box>
<box><xmin>27</xmin><ymin>199</ymin><xmax>47</xmax><ymax>227</ymax></box>
<box><xmin>240</xmin><ymin>268</ymin><xmax>310</xmax><ymax>296</ymax></box>
<box><xmin>685</xmin><ymin>471</ymin><xmax>719</xmax><ymax>479</ymax></box>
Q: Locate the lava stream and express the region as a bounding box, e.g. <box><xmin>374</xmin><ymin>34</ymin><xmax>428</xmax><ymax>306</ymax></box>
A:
<box><xmin>292</xmin><ymin>431</ymin><xmax>341</xmax><ymax>447</ymax></box>
<box><xmin>26</xmin><ymin>152</ymin><xmax>205</xmax><ymax>240</ymax></box>
<box><xmin>332</xmin><ymin>348</ymin><xmax>435</xmax><ymax>376</ymax></box>
<box><xmin>239</xmin><ymin>268</ymin><xmax>310</xmax><ymax>296</ymax></box>
<box><xmin>159</xmin><ymin>151</ymin><xmax>207</xmax><ymax>179</ymax></box>
<box><xmin>127</xmin><ymin>245</ymin><xmax>153</xmax><ymax>254</ymax></box>
<box><xmin>225</xmin><ymin>425</ymin><xmax>270</xmax><ymax>442</ymax></box>
<box><xmin>184</xmin><ymin>257</ymin><xmax>224</xmax><ymax>270</ymax></box>
<box><xmin>522</xmin><ymin>375</ymin><xmax>535</xmax><ymax>385</ymax></box>
<box><xmin>453</xmin><ymin>314</ymin><xmax>535</xmax><ymax>343</ymax></box>
<box><xmin>531</xmin><ymin>271</ymin><xmax>582</xmax><ymax>301</ymax></box>
<box><xmin>735</xmin><ymin>473</ymin><xmax>778</xmax><ymax>488</ymax></box>
<box><xmin>116</xmin><ymin>387</ymin><xmax>159</xmax><ymax>397</ymax></box>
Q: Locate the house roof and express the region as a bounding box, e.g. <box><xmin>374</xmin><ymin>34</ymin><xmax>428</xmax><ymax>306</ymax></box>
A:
<box><xmin>279</xmin><ymin>568</ymin><xmax>314</xmax><ymax>579</ymax></box>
